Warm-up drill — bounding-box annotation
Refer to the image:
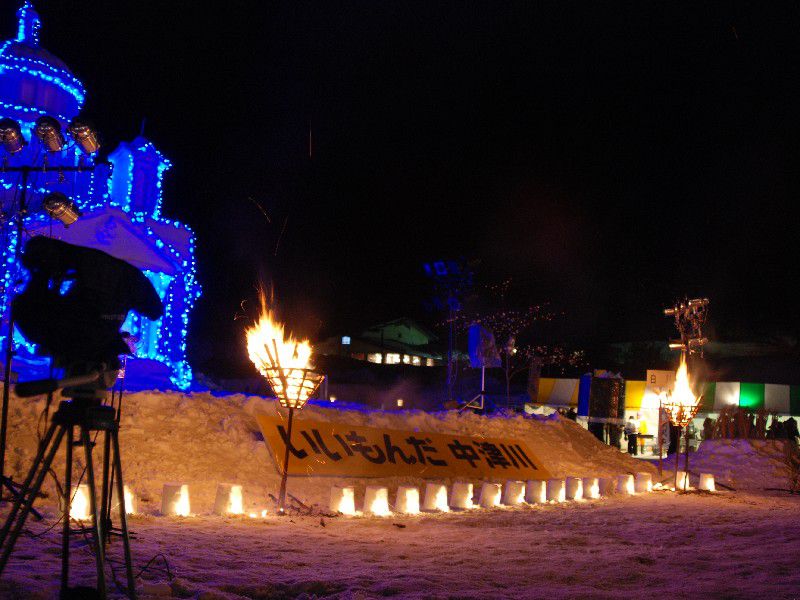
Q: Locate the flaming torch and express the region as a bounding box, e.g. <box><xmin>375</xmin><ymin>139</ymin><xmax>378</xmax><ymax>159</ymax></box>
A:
<box><xmin>662</xmin><ymin>355</ymin><xmax>701</xmax><ymax>490</ymax></box>
<box><xmin>246</xmin><ymin>294</ymin><xmax>324</xmax><ymax>514</ymax></box>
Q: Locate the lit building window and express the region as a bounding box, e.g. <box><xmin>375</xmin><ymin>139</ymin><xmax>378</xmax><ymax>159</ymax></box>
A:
<box><xmin>385</xmin><ymin>353</ymin><xmax>401</xmax><ymax>364</ymax></box>
<box><xmin>367</xmin><ymin>353</ymin><xmax>383</xmax><ymax>364</ymax></box>
<box><xmin>411</xmin><ymin>356</ymin><xmax>421</xmax><ymax>366</ymax></box>
<box><xmin>397</xmin><ymin>398</ymin><xmax>404</xmax><ymax>408</ymax></box>
<box><xmin>426</xmin><ymin>358</ymin><xmax>435</xmax><ymax>367</ymax></box>
<box><xmin>402</xmin><ymin>354</ymin><xmax>411</xmax><ymax>364</ymax></box>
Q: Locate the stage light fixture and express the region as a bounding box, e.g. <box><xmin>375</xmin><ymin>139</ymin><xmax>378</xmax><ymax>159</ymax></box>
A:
<box><xmin>43</xmin><ymin>192</ymin><xmax>81</xmax><ymax>227</ymax></box>
<box><xmin>0</xmin><ymin>118</ymin><xmax>26</xmax><ymax>154</ymax></box>
<box><xmin>68</xmin><ymin>120</ymin><xmax>100</xmax><ymax>154</ymax></box>
<box><xmin>34</xmin><ymin>116</ymin><xmax>66</xmax><ymax>152</ymax></box>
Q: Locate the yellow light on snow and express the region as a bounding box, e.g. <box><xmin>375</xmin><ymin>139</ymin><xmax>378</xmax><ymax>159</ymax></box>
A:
<box><xmin>69</xmin><ymin>484</ymin><xmax>90</xmax><ymax>521</ymax></box>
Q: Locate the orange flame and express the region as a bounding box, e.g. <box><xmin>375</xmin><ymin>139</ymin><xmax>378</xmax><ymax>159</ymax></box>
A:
<box><xmin>245</xmin><ymin>290</ymin><xmax>318</xmax><ymax>406</ymax></box>
<box><xmin>665</xmin><ymin>355</ymin><xmax>700</xmax><ymax>425</ymax></box>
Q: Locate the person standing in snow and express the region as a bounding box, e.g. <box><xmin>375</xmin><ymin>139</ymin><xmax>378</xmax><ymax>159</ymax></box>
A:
<box><xmin>703</xmin><ymin>416</ymin><xmax>715</xmax><ymax>440</ymax></box>
<box><xmin>785</xmin><ymin>417</ymin><xmax>799</xmax><ymax>444</ymax></box>
<box><xmin>636</xmin><ymin>413</ymin><xmax>648</xmax><ymax>455</ymax></box>
<box><xmin>624</xmin><ymin>415</ymin><xmax>638</xmax><ymax>455</ymax></box>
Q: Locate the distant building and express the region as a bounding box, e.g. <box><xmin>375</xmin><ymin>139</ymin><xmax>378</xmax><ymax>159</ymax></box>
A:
<box><xmin>315</xmin><ymin>318</ymin><xmax>443</xmax><ymax>367</ymax></box>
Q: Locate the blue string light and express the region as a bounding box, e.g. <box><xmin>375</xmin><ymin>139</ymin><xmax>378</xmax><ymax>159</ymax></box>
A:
<box><xmin>0</xmin><ymin>3</ymin><xmax>201</xmax><ymax>390</ymax></box>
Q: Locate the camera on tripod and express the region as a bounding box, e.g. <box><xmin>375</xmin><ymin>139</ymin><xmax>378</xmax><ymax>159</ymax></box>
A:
<box><xmin>0</xmin><ymin>236</ymin><xmax>164</xmax><ymax>599</ymax></box>
<box><xmin>12</xmin><ymin>235</ymin><xmax>163</xmax><ymax>393</ymax></box>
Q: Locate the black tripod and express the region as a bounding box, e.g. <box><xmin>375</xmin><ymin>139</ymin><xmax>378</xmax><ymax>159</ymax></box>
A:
<box><xmin>0</xmin><ymin>371</ymin><xmax>137</xmax><ymax>599</ymax></box>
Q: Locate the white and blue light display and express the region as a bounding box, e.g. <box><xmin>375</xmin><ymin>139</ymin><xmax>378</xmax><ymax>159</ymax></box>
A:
<box><xmin>0</xmin><ymin>2</ymin><xmax>201</xmax><ymax>389</ymax></box>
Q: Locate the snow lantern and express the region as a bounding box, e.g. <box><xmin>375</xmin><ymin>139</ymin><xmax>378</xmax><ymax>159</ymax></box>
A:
<box><xmin>675</xmin><ymin>471</ymin><xmax>690</xmax><ymax>491</ymax></box>
<box><xmin>422</xmin><ymin>483</ymin><xmax>449</xmax><ymax>512</ymax></box>
<box><xmin>634</xmin><ymin>472</ymin><xmax>653</xmax><ymax>494</ymax></box>
<box><xmin>599</xmin><ymin>477</ymin><xmax>616</xmax><ymax>496</ymax></box>
<box><xmin>364</xmin><ymin>486</ymin><xmax>391</xmax><ymax>516</ymax></box>
<box><xmin>616</xmin><ymin>474</ymin><xmax>635</xmax><ymax>496</ymax></box>
<box><xmin>330</xmin><ymin>486</ymin><xmax>356</xmax><ymax>515</ymax></box>
<box><xmin>565</xmin><ymin>477</ymin><xmax>583</xmax><ymax>500</ymax></box>
<box><xmin>395</xmin><ymin>486</ymin><xmax>420</xmax><ymax>514</ymax></box>
<box><xmin>525</xmin><ymin>480</ymin><xmax>547</xmax><ymax>504</ymax></box>
<box><xmin>449</xmin><ymin>481</ymin><xmax>474</xmax><ymax>510</ymax></box>
<box><xmin>502</xmin><ymin>480</ymin><xmax>525</xmax><ymax>506</ymax></box>
<box><xmin>582</xmin><ymin>477</ymin><xmax>600</xmax><ymax>500</ymax></box>
<box><xmin>64</xmin><ymin>484</ymin><xmax>91</xmax><ymax>520</ymax></box>
<box><xmin>546</xmin><ymin>479</ymin><xmax>566</xmax><ymax>503</ymax></box>
<box><xmin>111</xmin><ymin>484</ymin><xmax>138</xmax><ymax>515</ymax></box>
<box><xmin>479</xmin><ymin>482</ymin><xmax>502</xmax><ymax>508</ymax></box>
<box><xmin>698</xmin><ymin>473</ymin><xmax>715</xmax><ymax>492</ymax></box>
<box><xmin>161</xmin><ymin>483</ymin><xmax>191</xmax><ymax>516</ymax></box>
<box><xmin>213</xmin><ymin>483</ymin><xmax>244</xmax><ymax>515</ymax></box>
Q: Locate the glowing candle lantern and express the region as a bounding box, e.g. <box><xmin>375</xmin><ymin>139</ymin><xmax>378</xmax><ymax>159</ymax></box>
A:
<box><xmin>67</xmin><ymin>484</ymin><xmax>91</xmax><ymax>520</ymax></box>
<box><xmin>582</xmin><ymin>477</ymin><xmax>600</xmax><ymax>500</ymax></box>
<box><xmin>449</xmin><ymin>481</ymin><xmax>474</xmax><ymax>510</ymax></box>
<box><xmin>111</xmin><ymin>484</ymin><xmax>138</xmax><ymax>515</ymax></box>
<box><xmin>161</xmin><ymin>483</ymin><xmax>191</xmax><ymax>517</ymax></box>
<box><xmin>698</xmin><ymin>473</ymin><xmax>715</xmax><ymax>492</ymax></box>
<box><xmin>675</xmin><ymin>471</ymin><xmax>690</xmax><ymax>491</ymax></box>
<box><xmin>479</xmin><ymin>482</ymin><xmax>502</xmax><ymax>508</ymax></box>
<box><xmin>546</xmin><ymin>479</ymin><xmax>566</xmax><ymax>503</ymax></box>
<box><xmin>525</xmin><ymin>480</ymin><xmax>547</xmax><ymax>504</ymax></box>
<box><xmin>395</xmin><ymin>486</ymin><xmax>420</xmax><ymax>514</ymax></box>
<box><xmin>502</xmin><ymin>480</ymin><xmax>525</xmax><ymax>506</ymax></box>
<box><xmin>616</xmin><ymin>474</ymin><xmax>635</xmax><ymax>496</ymax></box>
<box><xmin>422</xmin><ymin>483</ymin><xmax>449</xmax><ymax>512</ymax></box>
<box><xmin>599</xmin><ymin>477</ymin><xmax>616</xmax><ymax>496</ymax></box>
<box><xmin>634</xmin><ymin>472</ymin><xmax>653</xmax><ymax>494</ymax></box>
<box><xmin>364</xmin><ymin>486</ymin><xmax>391</xmax><ymax>516</ymax></box>
<box><xmin>213</xmin><ymin>483</ymin><xmax>244</xmax><ymax>515</ymax></box>
<box><xmin>565</xmin><ymin>477</ymin><xmax>583</xmax><ymax>500</ymax></box>
<box><xmin>330</xmin><ymin>486</ymin><xmax>356</xmax><ymax>515</ymax></box>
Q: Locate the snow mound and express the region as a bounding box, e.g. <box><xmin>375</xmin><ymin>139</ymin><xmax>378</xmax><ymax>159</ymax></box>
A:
<box><xmin>690</xmin><ymin>439</ymin><xmax>793</xmax><ymax>491</ymax></box>
<box><xmin>4</xmin><ymin>390</ymin><xmax>653</xmax><ymax>514</ymax></box>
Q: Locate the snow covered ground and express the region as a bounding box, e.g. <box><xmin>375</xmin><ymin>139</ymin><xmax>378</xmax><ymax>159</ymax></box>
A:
<box><xmin>1</xmin><ymin>390</ymin><xmax>798</xmax><ymax>598</ymax></box>
<box><xmin>2</xmin><ymin>489</ymin><xmax>799</xmax><ymax>599</ymax></box>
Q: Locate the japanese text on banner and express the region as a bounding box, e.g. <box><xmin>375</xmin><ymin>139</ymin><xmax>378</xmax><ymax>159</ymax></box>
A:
<box><xmin>256</xmin><ymin>414</ymin><xmax>551</xmax><ymax>480</ymax></box>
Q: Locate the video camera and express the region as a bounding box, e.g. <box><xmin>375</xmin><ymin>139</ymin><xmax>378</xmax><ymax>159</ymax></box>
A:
<box><xmin>11</xmin><ymin>236</ymin><xmax>163</xmax><ymax>372</ymax></box>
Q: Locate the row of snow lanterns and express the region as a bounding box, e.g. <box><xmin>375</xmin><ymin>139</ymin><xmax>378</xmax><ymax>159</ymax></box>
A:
<box><xmin>330</xmin><ymin>472</ymin><xmax>662</xmax><ymax>516</ymax></box>
<box><xmin>64</xmin><ymin>471</ymin><xmax>716</xmax><ymax>521</ymax></box>
<box><xmin>67</xmin><ymin>483</ymin><xmax>266</xmax><ymax>520</ymax></box>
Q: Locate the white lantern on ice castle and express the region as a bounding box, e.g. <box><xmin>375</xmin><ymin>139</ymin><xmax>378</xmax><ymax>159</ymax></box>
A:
<box><xmin>0</xmin><ymin>2</ymin><xmax>200</xmax><ymax>388</ymax></box>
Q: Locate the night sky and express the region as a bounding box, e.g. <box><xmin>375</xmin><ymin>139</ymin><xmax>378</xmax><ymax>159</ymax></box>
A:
<box><xmin>14</xmin><ymin>1</ymin><xmax>800</xmax><ymax>376</ymax></box>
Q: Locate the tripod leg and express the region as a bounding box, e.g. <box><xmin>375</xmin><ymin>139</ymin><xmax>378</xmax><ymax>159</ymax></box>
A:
<box><xmin>0</xmin><ymin>419</ymin><xmax>59</xmax><ymax>547</ymax></box>
<box><xmin>112</xmin><ymin>429</ymin><xmax>136</xmax><ymax>598</ymax></box>
<box><xmin>100</xmin><ymin>429</ymin><xmax>112</xmax><ymax>546</ymax></box>
<box><xmin>80</xmin><ymin>425</ymin><xmax>107</xmax><ymax>597</ymax></box>
<box><xmin>61</xmin><ymin>424</ymin><xmax>73</xmax><ymax>597</ymax></box>
<box><xmin>0</xmin><ymin>424</ymin><xmax>66</xmax><ymax>575</ymax></box>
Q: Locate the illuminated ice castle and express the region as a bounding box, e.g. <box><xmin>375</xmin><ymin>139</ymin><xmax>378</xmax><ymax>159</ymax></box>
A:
<box><xmin>0</xmin><ymin>2</ymin><xmax>200</xmax><ymax>389</ymax></box>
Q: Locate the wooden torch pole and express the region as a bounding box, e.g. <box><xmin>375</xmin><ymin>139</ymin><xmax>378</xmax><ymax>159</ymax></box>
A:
<box><xmin>277</xmin><ymin>407</ymin><xmax>295</xmax><ymax>514</ymax></box>
<box><xmin>674</xmin><ymin>425</ymin><xmax>681</xmax><ymax>490</ymax></box>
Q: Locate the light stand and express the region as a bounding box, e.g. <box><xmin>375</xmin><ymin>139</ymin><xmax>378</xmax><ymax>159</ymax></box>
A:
<box><xmin>662</xmin><ymin>297</ymin><xmax>710</xmax><ymax>489</ymax></box>
<box><xmin>0</xmin><ymin>164</ymin><xmax>96</xmax><ymax>506</ymax></box>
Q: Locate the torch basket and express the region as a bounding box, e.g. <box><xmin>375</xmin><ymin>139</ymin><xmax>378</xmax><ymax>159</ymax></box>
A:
<box><xmin>263</xmin><ymin>366</ymin><xmax>325</xmax><ymax>409</ymax></box>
